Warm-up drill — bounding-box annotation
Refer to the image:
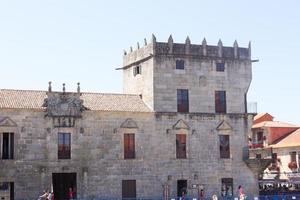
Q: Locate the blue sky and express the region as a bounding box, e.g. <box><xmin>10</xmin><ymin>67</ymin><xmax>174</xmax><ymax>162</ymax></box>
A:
<box><xmin>0</xmin><ymin>1</ymin><xmax>299</xmax><ymax>124</ymax></box>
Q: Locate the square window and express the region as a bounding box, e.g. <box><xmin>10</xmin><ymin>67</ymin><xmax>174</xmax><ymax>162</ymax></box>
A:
<box><xmin>176</xmin><ymin>60</ymin><xmax>185</xmax><ymax>70</ymax></box>
<box><xmin>216</xmin><ymin>63</ymin><xmax>225</xmax><ymax>72</ymax></box>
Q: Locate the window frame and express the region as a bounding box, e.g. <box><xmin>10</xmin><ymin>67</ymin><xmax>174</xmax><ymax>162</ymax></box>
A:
<box><xmin>216</xmin><ymin>62</ymin><xmax>225</xmax><ymax>72</ymax></box>
<box><xmin>176</xmin><ymin>134</ymin><xmax>187</xmax><ymax>159</ymax></box>
<box><xmin>133</xmin><ymin>65</ymin><xmax>142</xmax><ymax>76</ymax></box>
<box><xmin>1</xmin><ymin>132</ymin><xmax>14</xmax><ymax>160</ymax></box>
<box><xmin>219</xmin><ymin>135</ymin><xmax>230</xmax><ymax>159</ymax></box>
<box><xmin>58</xmin><ymin>132</ymin><xmax>71</xmax><ymax>159</ymax></box>
<box><xmin>176</xmin><ymin>60</ymin><xmax>185</xmax><ymax>70</ymax></box>
<box><xmin>215</xmin><ymin>91</ymin><xmax>227</xmax><ymax>113</ymax></box>
<box><xmin>124</xmin><ymin>133</ymin><xmax>135</xmax><ymax>159</ymax></box>
<box><xmin>177</xmin><ymin>89</ymin><xmax>189</xmax><ymax>113</ymax></box>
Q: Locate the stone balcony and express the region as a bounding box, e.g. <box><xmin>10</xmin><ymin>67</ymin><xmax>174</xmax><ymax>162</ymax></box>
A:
<box><xmin>243</xmin><ymin>146</ymin><xmax>273</xmax><ymax>175</ymax></box>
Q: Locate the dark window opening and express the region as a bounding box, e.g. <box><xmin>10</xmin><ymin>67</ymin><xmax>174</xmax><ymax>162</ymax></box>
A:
<box><xmin>2</xmin><ymin>132</ymin><xmax>14</xmax><ymax>159</ymax></box>
<box><xmin>0</xmin><ymin>182</ymin><xmax>14</xmax><ymax>200</ymax></box>
<box><xmin>257</xmin><ymin>132</ymin><xmax>264</xmax><ymax>143</ymax></box>
<box><xmin>58</xmin><ymin>133</ymin><xmax>71</xmax><ymax>159</ymax></box>
<box><xmin>290</xmin><ymin>152</ymin><xmax>297</xmax><ymax>162</ymax></box>
<box><xmin>122</xmin><ymin>180</ymin><xmax>136</xmax><ymax>198</ymax></box>
<box><xmin>219</xmin><ymin>135</ymin><xmax>230</xmax><ymax>159</ymax></box>
<box><xmin>133</xmin><ymin>65</ymin><xmax>142</xmax><ymax>76</ymax></box>
<box><xmin>216</xmin><ymin>63</ymin><xmax>225</xmax><ymax>72</ymax></box>
<box><xmin>177</xmin><ymin>89</ymin><xmax>189</xmax><ymax>113</ymax></box>
<box><xmin>256</xmin><ymin>154</ymin><xmax>262</xmax><ymax>159</ymax></box>
<box><xmin>124</xmin><ymin>134</ymin><xmax>135</xmax><ymax>159</ymax></box>
<box><xmin>176</xmin><ymin>60</ymin><xmax>185</xmax><ymax>70</ymax></box>
<box><xmin>221</xmin><ymin>178</ymin><xmax>233</xmax><ymax>197</ymax></box>
<box><xmin>177</xmin><ymin>180</ymin><xmax>187</xmax><ymax>197</ymax></box>
<box><xmin>215</xmin><ymin>91</ymin><xmax>226</xmax><ymax>113</ymax></box>
<box><xmin>176</xmin><ymin>134</ymin><xmax>186</xmax><ymax>159</ymax></box>
<box><xmin>272</xmin><ymin>153</ymin><xmax>278</xmax><ymax>164</ymax></box>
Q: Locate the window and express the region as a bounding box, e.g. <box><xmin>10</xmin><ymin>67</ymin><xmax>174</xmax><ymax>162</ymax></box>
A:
<box><xmin>177</xmin><ymin>89</ymin><xmax>189</xmax><ymax>113</ymax></box>
<box><xmin>122</xmin><ymin>180</ymin><xmax>136</xmax><ymax>198</ymax></box>
<box><xmin>1</xmin><ymin>132</ymin><xmax>14</xmax><ymax>159</ymax></box>
<box><xmin>133</xmin><ymin>65</ymin><xmax>142</xmax><ymax>76</ymax></box>
<box><xmin>257</xmin><ymin>132</ymin><xmax>263</xmax><ymax>143</ymax></box>
<box><xmin>290</xmin><ymin>152</ymin><xmax>297</xmax><ymax>162</ymax></box>
<box><xmin>216</xmin><ymin>63</ymin><xmax>225</xmax><ymax>72</ymax></box>
<box><xmin>58</xmin><ymin>133</ymin><xmax>71</xmax><ymax>159</ymax></box>
<box><xmin>0</xmin><ymin>182</ymin><xmax>14</xmax><ymax>200</ymax></box>
<box><xmin>256</xmin><ymin>154</ymin><xmax>262</xmax><ymax>159</ymax></box>
<box><xmin>176</xmin><ymin>134</ymin><xmax>186</xmax><ymax>159</ymax></box>
<box><xmin>221</xmin><ymin>178</ymin><xmax>233</xmax><ymax>197</ymax></box>
<box><xmin>215</xmin><ymin>91</ymin><xmax>226</xmax><ymax>113</ymax></box>
<box><xmin>176</xmin><ymin>60</ymin><xmax>185</xmax><ymax>69</ymax></box>
<box><xmin>219</xmin><ymin>135</ymin><xmax>230</xmax><ymax>158</ymax></box>
<box><xmin>124</xmin><ymin>134</ymin><xmax>135</xmax><ymax>159</ymax></box>
<box><xmin>272</xmin><ymin>153</ymin><xmax>277</xmax><ymax>164</ymax></box>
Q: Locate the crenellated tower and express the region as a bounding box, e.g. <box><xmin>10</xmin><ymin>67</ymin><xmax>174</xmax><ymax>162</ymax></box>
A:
<box><xmin>120</xmin><ymin>35</ymin><xmax>252</xmax><ymax>113</ymax></box>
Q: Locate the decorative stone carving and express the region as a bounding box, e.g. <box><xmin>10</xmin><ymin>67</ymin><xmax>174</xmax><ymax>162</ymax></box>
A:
<box><xmin>43</xmin><ymin>85</ymin><xmax>87</xmax><ymax>127</ymax></box>
<box><xmin>172</xmin><ymin>119</ymin><xmax>190</xmax><ymax>130</ymax></box>
<box><xmin>0</xmin><ymin>117</ymin><xmax>17</xmax><ymax>127</ymax></box>
<box><xmin>120</xmin><ymin>118</ymin><xmax>138</xmax><ymax>129</ymax></box>
<box><xmin>216</xmin><ymin>120</ymin><xmax>233</xmax><ymax>131</ymax></box>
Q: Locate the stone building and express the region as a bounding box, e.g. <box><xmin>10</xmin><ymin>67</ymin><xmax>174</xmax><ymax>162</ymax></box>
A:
<box><xmin>0</xmin><ymin>35</ymin><xmax>257</xmax><ymax>200</ymax></box>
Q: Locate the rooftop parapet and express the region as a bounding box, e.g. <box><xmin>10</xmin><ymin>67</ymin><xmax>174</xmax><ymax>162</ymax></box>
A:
<box><xmin>121</xmin><ymin>35</ymin><xmax>251</xmax><ymax>69</ymax></box>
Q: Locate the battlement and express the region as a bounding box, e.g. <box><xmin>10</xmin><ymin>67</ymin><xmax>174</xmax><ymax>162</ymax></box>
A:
<box><xmin>122</xmin><ymin>34</ymin><xmax>251</xmax><ymax>68</ymax></box>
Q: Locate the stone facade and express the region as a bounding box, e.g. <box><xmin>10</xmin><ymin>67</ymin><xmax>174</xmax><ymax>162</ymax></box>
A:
<box><xmin>0</xmin><ymin>35</ymin><xmax>257</xmax><ymax>200</ymax></box>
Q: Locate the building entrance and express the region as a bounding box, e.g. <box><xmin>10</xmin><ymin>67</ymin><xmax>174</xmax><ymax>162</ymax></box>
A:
<box><xmin>177</xmin><ymin>180</ymin><xmax>187</xmax><ymax>197</ymax></box>
<box><xmin>52</xmin><ymin>173</ymin><xmax>76</xmax><ymax>200</ymax></box>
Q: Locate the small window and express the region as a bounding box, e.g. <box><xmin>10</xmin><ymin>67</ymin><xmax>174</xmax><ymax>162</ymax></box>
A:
<box><xmin>219</xmin><ymin>135</ymin><xmax>230</xmax><ymax>159</ymax></box>
<box><xmin>177</xmin><ymin>89</ymin><xmax>189</xmax><ymax>113</ymax></box>
<box><xmin>215</xmin><ymin>91</ymin><xmax>226</xmax><ymax>113</ymax></box>
<box><xmin>2</xmin><ymin>132</ymin><xmax>14</xmax><ymax>159</ymax></box>
<box><xmin>221</xmin><ymin>178</ymin><xmax>233</xmax><ymax>197</ymax></box>
<box><xmin>176</xmin><ymin>60</ymin><xmax>185</xmax><ymax>70</ymax></box>
<box><xmin>216</xmin><ymin>63</ymin><xmax>225</xmax><ymax>72</ymax></box>
<box><xmin>124</xmin><ymin>134</ymin><xmax>135</xmax><ymax>159</ymax></box>
<box><xmin>176</xmin><ymin>134</ymin><xmax>186</xmax><ymax>159</ymax></box>
<box><xmin>58</xmin><ymin>132</ymin><xmax>71</xmax><ymax>159</ymax></box>
<box><xmin>133</xmin><ymin>65</ymin><xmax>142</xmax><ymax>76</ymax></box>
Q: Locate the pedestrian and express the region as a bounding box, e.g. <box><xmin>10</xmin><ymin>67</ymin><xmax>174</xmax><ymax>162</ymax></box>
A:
<box><xmin>68</xmin><ymin>187</ymin><xmax>74</xmax><ymax>200</ymax></box>
<box><xmin>179</xmin><ymin>191</ymin><xmax>185</xmax><ymax>200</ymax></box>
<box><xmin>199</xmin><ymin>189</ymin><xmax>204</xmax><ymax>200</ymax></box>
<box><xmin>38</xmin><ymin>190</ymin><xmax>48</xmax><ymax>200</ymax></box>
<box><xmin>212</xmin><ymin>194</ymin><xmax>218</xmax><ymax>200</ymax></box>
<box><xmin>237</xmin><ymin>185</ymin><xmax>244</xmax><ymax>200</ymax></box>
<box><xmin>47</xmin><ymin>190</ymin><xmax>53</xmax><ymax>200</ymax></box>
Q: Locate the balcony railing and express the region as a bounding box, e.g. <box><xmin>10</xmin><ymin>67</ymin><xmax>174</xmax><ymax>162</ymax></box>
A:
<box><xmin>249</xmin><ymin>142</ymin><xmax>264</xmax><ymax>149</ymax></box>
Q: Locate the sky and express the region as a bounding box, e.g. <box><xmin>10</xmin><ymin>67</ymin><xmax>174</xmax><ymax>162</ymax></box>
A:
<box><xmin>0</xmin><ymin>1</ymin><xmax>299</xmax><ymax>124</ymax></box>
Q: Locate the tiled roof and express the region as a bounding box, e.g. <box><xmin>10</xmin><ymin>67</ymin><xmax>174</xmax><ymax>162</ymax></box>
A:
<box><xmin>270</xmin><ymin>129</ymin><xmax>300</xmax><ymax>148</ymax></box>
<box><xmin>0</xmin><ymin>89</ymin><xmax>151</xmax><ymax>112</ymax></box>
<box><xmin>252</xmin><ymin>121</ymin><xmax>300</xmax><ymax>129</ymax></box>
<box><xmin>253</xmin><ymin>112</ymin><xmax>273</xmax><ymax>121</ymax></box>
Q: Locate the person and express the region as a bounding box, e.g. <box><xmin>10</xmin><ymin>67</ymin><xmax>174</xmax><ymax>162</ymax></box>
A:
<box><xmin>179</xmin><ymin>191</ymin><xmax>185</xmax><ymax>200</ymax></box>
<box><xmin>68</xmin><ymin>187</ymin><xmax>74</xmax><ymax>200</ymax></box>
<box><xmin>237</xmin><ymin>185</ymin><xmax>244</xmax><ymax>200</ymax></box>
<box><xmin>199</xmin><ymin>189</ymin><xmax>204</xmax><ymax>200</ymax></box>
<box><xmin>212</xmin><ymin>194</ymin><xmax>218</xmax><ymax>200</ymax></box>
<box><xmin>38</xmin><ymin>190</ymin><xmax>48</xmax><ymax>200</ymax></box>
<box><xmin>47</xmin><ymin>190</ymin><xmax>53</xmax><ymax>200</ymax></box>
